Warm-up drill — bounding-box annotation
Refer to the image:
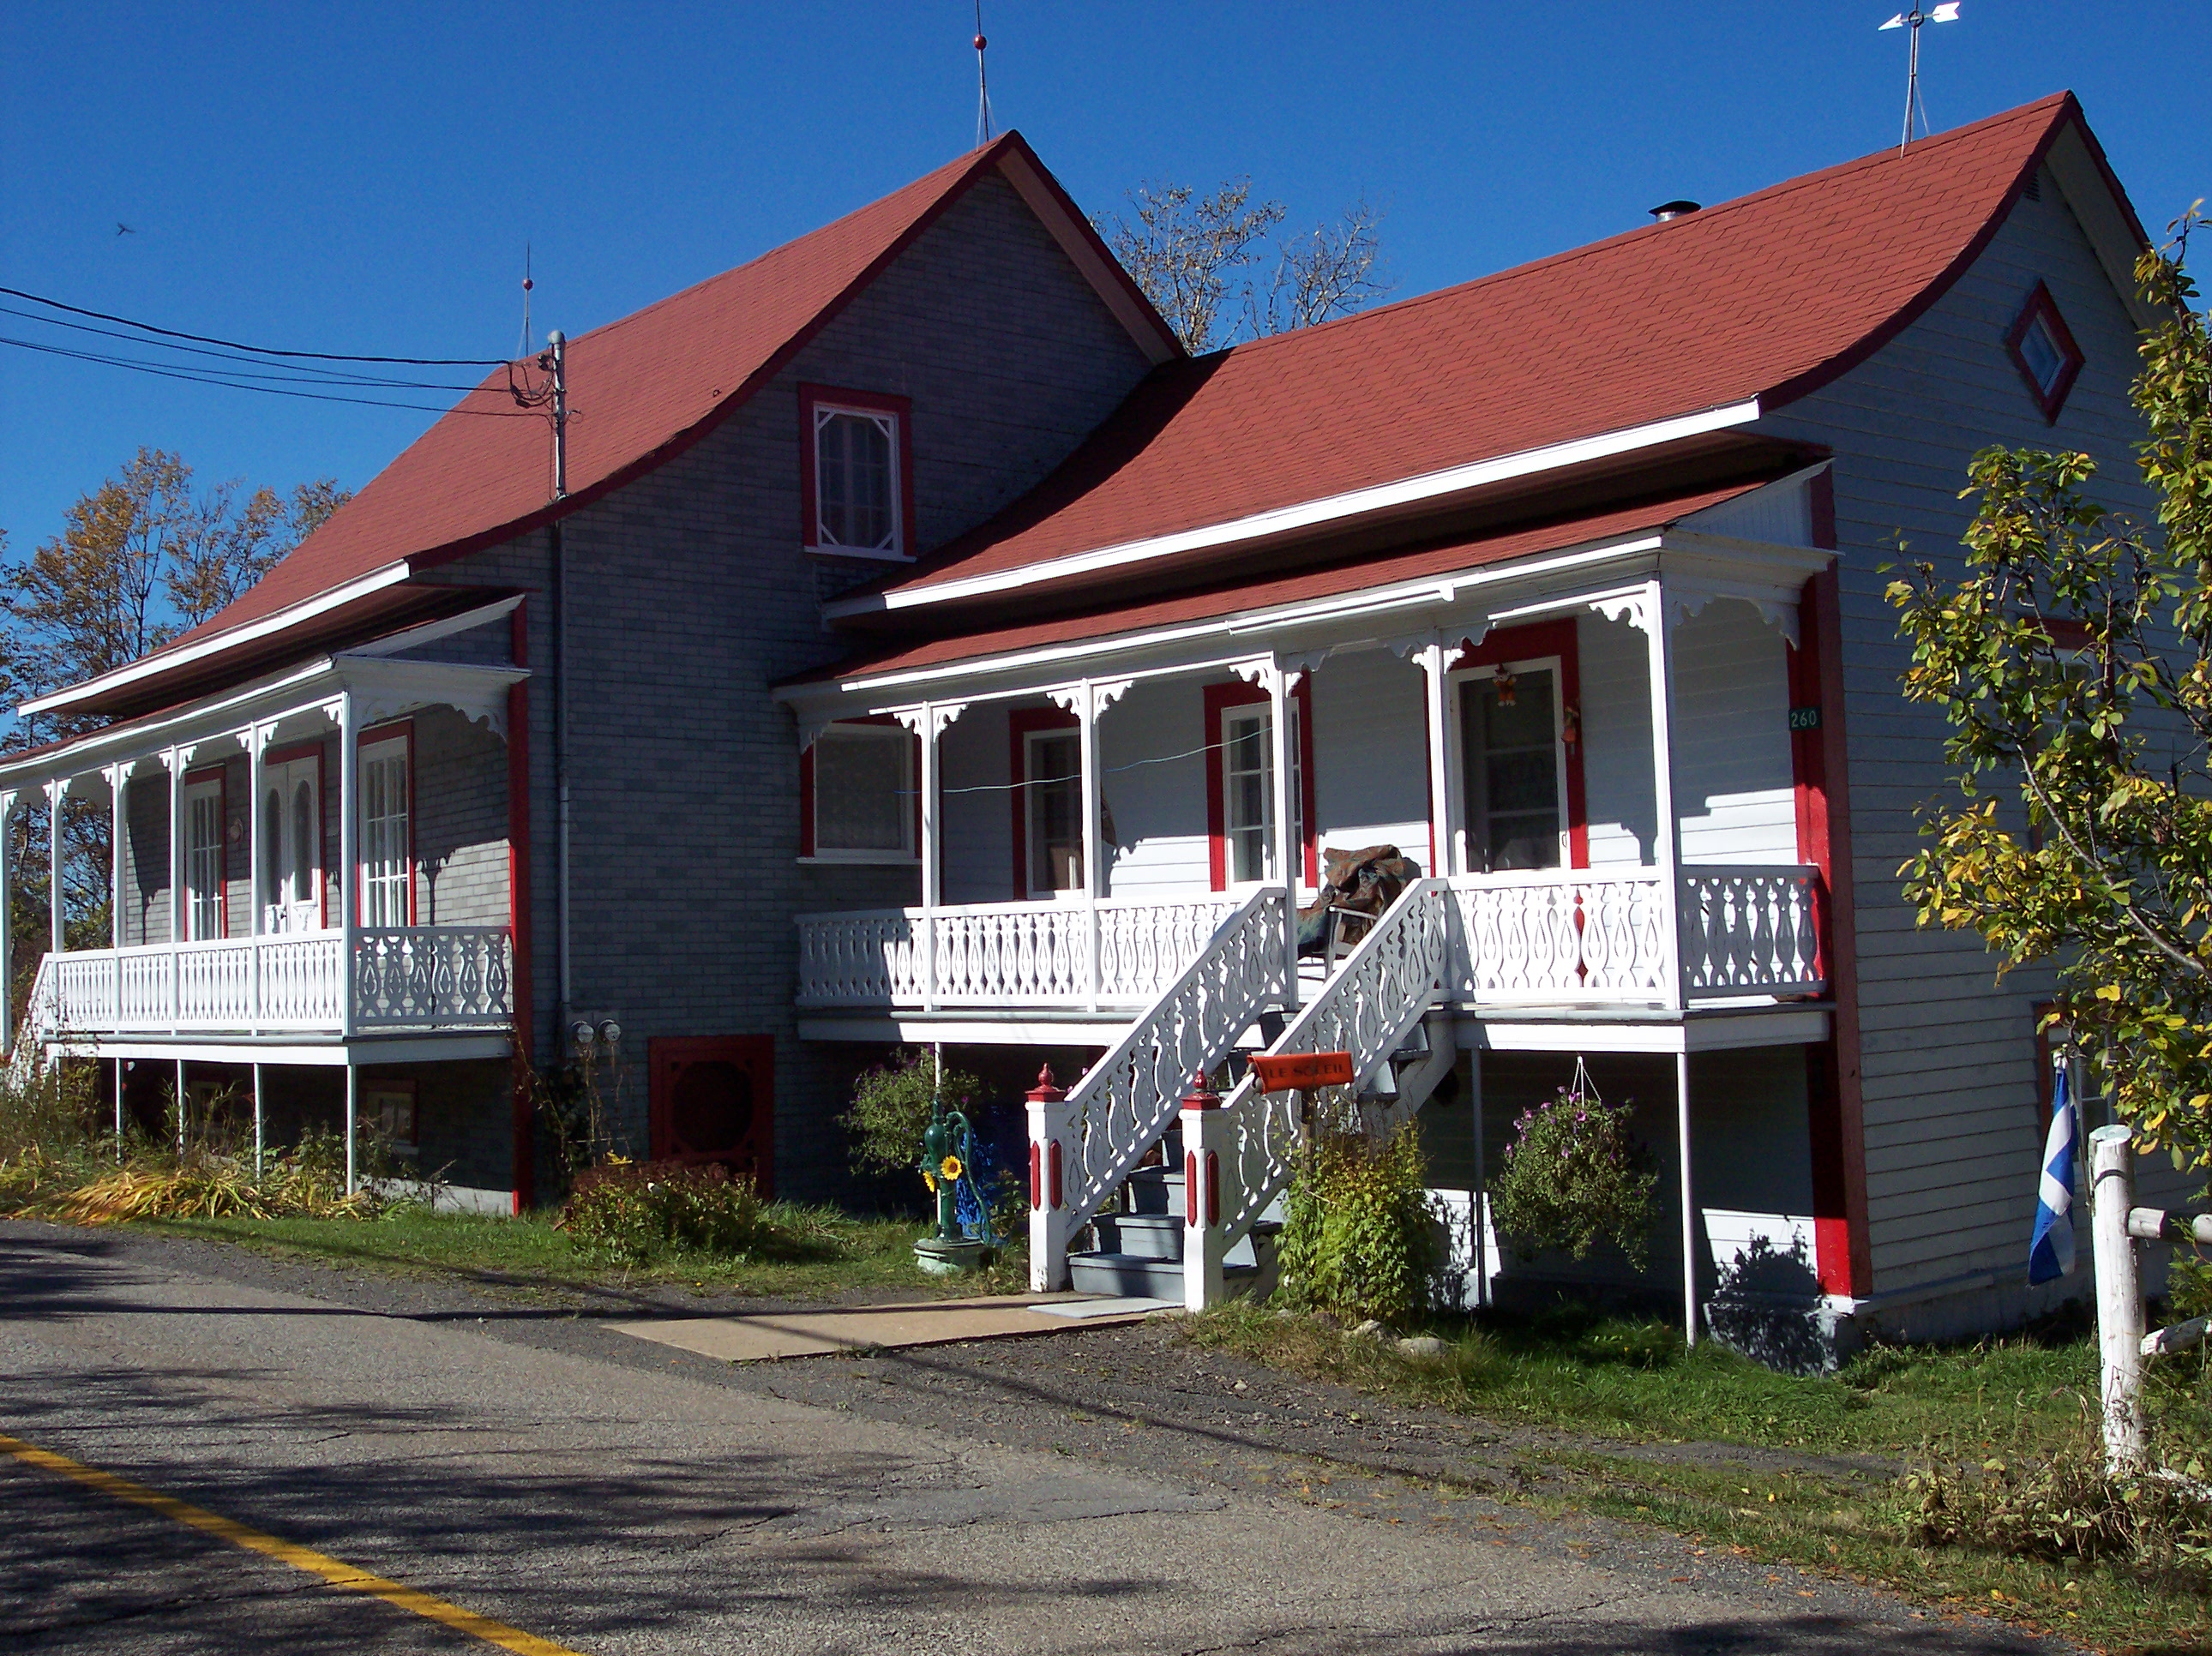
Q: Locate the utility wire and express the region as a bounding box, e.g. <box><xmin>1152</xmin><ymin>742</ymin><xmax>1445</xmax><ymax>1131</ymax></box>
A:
<box><xmin>0</xmin><ymin>335</ymin><xmax>539</xmax><ymax>417</ymax></box>
<box><xmin>0</xmin><ymin>303</ymin><xmax>490</xmax><ymax>391</ymax></box>
<box><xmin>0</xmin><ymin>284</ymin><xmax>515</xmax><ymax>367</ymax></box>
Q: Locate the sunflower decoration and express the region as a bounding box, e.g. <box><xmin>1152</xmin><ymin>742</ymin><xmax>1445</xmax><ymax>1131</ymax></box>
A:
<box><xmin>939</xmin><ymin>1155</ymin><xmax>965</xmax><ymax>1183</ymax></box>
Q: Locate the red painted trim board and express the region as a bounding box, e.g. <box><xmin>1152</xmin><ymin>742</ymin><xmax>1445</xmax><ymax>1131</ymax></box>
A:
<box><xmin>1202</xmin><ymin>678</ymin><xmax>1318</xmax><ymax>891</ymax></box>
<box><xmin>1449</xmin><ymin>618</ymin><xmax>1590</xmax><ymax>871</ymax></box>
<box><xmin>1007</xmin><ymin>705</ymin><xmax>1079</xmax><ymax>897</ymax></box>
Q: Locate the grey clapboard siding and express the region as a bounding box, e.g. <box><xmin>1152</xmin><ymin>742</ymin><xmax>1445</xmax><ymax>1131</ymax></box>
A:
<box><xmin>1753</xmin><ymin>173</ymin><xmax>2164</xmax><ymax>1293</ymax></box>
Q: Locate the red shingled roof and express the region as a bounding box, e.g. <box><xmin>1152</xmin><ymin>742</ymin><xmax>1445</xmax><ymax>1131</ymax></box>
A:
<box><xmin>860</xmin><ymin>93</ymin><xmax>2113</xmax><ymax>613</ymax></box>
<box><xmin>806</xmin><ymin>477</ymin><xmax>1773</xmax><ymax>685</ymax></box>
<box><xmin>141</xmin><ymin>130</ymin><xmax>1169</xmax><ymax>660</ymax></box>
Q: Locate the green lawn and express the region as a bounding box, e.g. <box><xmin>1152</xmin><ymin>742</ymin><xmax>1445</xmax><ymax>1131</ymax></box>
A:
<box><xmin>1186</xmin><ymin>1302</ymin><xmax>2212</xmax><ymax>1652</ymax></box>
<box><xmin>123</xmin><ymin>1204</ymin><xmax>1028</xmax><ymax>1302</ymax></box>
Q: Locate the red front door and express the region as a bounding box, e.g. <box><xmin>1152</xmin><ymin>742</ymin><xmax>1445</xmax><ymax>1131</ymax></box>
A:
<box><xmin>648</xmin><ymin>1035</ymin><xmax>774</xmax><ymax>1198</ymax></box>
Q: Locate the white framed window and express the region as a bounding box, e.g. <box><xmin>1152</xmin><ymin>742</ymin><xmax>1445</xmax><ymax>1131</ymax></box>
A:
<box><xmin>1457</xmin><ymin>657</ymin><xmax>1568</xmax><ymax>873</ymax></box>
<box><xmin>262</xmin><ymin>750</ymin><xmax>323</xmax><ymax>933</ymax></box>
<box><xmin>183</xmin><ymin>772</ymin><xmax>225</xmax><ymax>941</ymax></box>
<box><xmin>358</xmin><ymin>732</ymin><xmax>412</xmax><ymax>927</ymax></box>
<box><xmin>1025</xmin><ymin>729</ymin><xmax>1084</xmax><ymax>897</ymax></box>
<box><xmin>809</xmin><ymin>723</ymin><xmax>915</xmax><ymax>861</ymax></box>
<box><xmin>1218</xmin><ymin>701</ymin><xmax>1305</xmax><ymax>888</ymax></box>
<box><xmin>813</xmin><ymin>405</ymin><xmax>901</xmax><ymax>555</ymax></box>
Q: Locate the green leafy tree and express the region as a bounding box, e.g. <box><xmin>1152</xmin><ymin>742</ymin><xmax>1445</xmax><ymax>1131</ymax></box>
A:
<box><xmin>0</xmin><ymin>451</ymin><xmax>349</xmax><ymax>997</ymax></box>
<box><xmin>1888</xmin><ymin>213</ymin><xmax>2212</xmax><ymax>1168</ymax></box>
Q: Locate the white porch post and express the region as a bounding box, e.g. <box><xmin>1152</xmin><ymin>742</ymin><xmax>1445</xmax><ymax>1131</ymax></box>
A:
<box><xmin>167</xmin><ymin>747</ymin><xmax>185</xmax><ymax>1029</ymax></box>
<box><xmin>905</xmin><ymin>701</ymin><xmax>964</xmax><ymax>1016</ymax></box>
<box><xmin>917</xmin><ymin>700</ymin><xmax>941</xmax><ymax>1014</ymax></box>
<box><xmin>339</xmin><ymin>693</ymin><xmax>359</xmax><ymax>1040</ymax></box>
<box><xmin>248</xmin><ymin>724</ymin><xmax>266</xmax><ymax>1031</ymax></box>
<box><xmin>176</xmin><ymin>1056</ymin><xmax>187</xmax><ymax>1155</ymax></box>
<box><xmin>1637</xmin><ymin>580</ymin><xmax>1686</xmax><ymax>1008</ymax></box>
<box><xmin>105</xmin><ymin>765</ymin><xmax>124</xmax><ymax>1029</ymax></box>
<box><xmin>344</xmin><ymin>1058</ymin><xmax>358</xmax><ymax>1197</ymax></box>
<box><xmin>1079</xmin><ymin>681</ymin><xmax>1103</xmax><ymax>1011</ymax></box>
<box><xmin>1267</xmin><ymin>657</ymin><xmax>1297</xmax><ymax>986</ymax></box>
<box><xmin>1418</xmin><ymin>636</ymin><xmax>1458</xmax><ymax>879</ymax></box>
<box><xmin>1470</xmin><ymin>1047</ymin><xmax>1488</xmax><ymax>1308</ymax></box>
<box><xmin>252</xmin><ymin>1062</ymin><xmax>265</xmax><ymax>1179</ymax></box>
<box><xmin>1676</xmin><ymin>1048</ymin><xmax>1697</xmax><ymax>1347</ymax></box>
<box><xmin>47</xmin><ymin>778</ymin><xmax>67</xmax><ymax>960</ymax></box>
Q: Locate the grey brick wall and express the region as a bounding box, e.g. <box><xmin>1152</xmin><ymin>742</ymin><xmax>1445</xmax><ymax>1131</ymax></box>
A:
<box><xmin>411</xmin><ymin>170</ymin><xmax>1158</xmax><ymax>1200</ymax></box>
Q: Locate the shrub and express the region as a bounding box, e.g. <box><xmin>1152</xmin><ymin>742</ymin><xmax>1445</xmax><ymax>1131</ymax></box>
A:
<box><xmin>562</xmin><ymin>1159</ymin><xmax>763</xmax><ymax>1264</ymax></box>
<box><xmin>1490</xmin><ymin>1080</ymin><xmax>1659</xmax><ymax>1268</ymax></box>
<box><xmin>1274</xmin><ymin>1122</ymin><xmax>1438</xmax><ymax>1324</ymax></box>
<box><xmin>41</xmin><ymin>1131</ymin><xmax>378</xmax><ymax>1223</ymax></box>
<box><xmin>1901</xmin><ymin>1439</ymin><xmax>2212</xmax><ymax>1576</ymax></box>
<box><xmin>842</xmin><ymin>1048</ymin><xmax>984</xmax><ymax>1179</ymax></box>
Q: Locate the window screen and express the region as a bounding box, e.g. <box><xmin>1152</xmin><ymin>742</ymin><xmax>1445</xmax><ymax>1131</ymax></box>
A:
<box><xmin>814</xmin><ymin>726</ymin><xmax>911</xmax><ymax>855</ymax></box>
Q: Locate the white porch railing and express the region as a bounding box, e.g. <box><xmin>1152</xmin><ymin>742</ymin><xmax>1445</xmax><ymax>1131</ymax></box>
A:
<box><xmin>1447</xmin><ymin>864</ymin><xmax>1824</xmax><ymax>1006</ymax></box>
<box><xmin>35</xmin><ymin>927</ymin><xmax>514</xmax><ymax>1037</ymax></box>
<box><xmin>796</xmin><ymin>895</ymin><xmax>1246</xmax><ymax>1011</ymax></box>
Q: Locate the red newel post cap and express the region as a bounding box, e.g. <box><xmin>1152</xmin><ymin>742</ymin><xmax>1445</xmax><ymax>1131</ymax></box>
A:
<box><xmin>1026</xmin><ymin>1064</ymin><xmax>1066</xmax><ymax>1104</ymax></box>
<box><xmin>1181</xmin><ymin>1069</ymin><xmax>1223</xmax><ymax>1111</ymax></box>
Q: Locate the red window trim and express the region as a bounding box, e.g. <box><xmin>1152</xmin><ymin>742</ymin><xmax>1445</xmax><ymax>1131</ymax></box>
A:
<box><xmin>261</xmin><ymin>737</ymin><xmax>329</xmax><ymax>929</ymax></box>
<box><xmin>2004</xmin><ymin>280</ymin><xmax>2083</xmax><ymax>424</ymax></box>
<box><xmin>797</xmin><ymin>715</ymin><xmax>922</xmax><ymax>862</ymax></box>
<box><xmin>1008</xmin><ymin>706</ymin><xmax>1080</xmax><ymax>898</ymax></box>
<box><xmin>1447</xmin><ymin>619</ymin><xmax>1590</xmax><ymax>871</ymax></box>
<box><xmin>357</xmin><ymin>718</ymin><xmax>418</xmax><ymax>927</ymax></box>
<box><xmin>798</xmin><ymin>383</ymin><xmax>916</xmax><ymax>558</ymax></box>
<box><xmin>1203</xmin><ymin>678</ymin><xmax>1319</xmax><ymax>892</ymax></box>
<box><xmin>179</xmin><ymin>763</ymin><xmax>231</xmax><ymax>940</ymax></box>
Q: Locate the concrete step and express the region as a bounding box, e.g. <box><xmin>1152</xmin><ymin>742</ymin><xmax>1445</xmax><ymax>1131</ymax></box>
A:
<box><xmin>1091</xmin><ymin>1212</ymin><xmax>1183</xmax><ymax>1261</ymax></box>
<box><xmin>1067</xmin><ymin>1252</ymin><xmax>1257</xmax><ymax>1299</ymax></box>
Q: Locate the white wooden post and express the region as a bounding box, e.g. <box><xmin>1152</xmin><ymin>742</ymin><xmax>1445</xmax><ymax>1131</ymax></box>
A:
<box><xmin>1267</xmin><ymin>658</ymin><xmax>1297</xmax><ymax>987</ymax></box>
<box><xmin>105</xmin><ymin>765</ymin><xmax>124</xmax><ymax>1028</ymax></box>
<box><xmin>1025</xmin><ymin>1065</ymin><xmax>1074</xmax><ymax>1292</ymax></box>
<box><xmin>339</xmin><ymin>693</ymin><xmax>359</xmax><ymax>1039</ymax></box>
<box><xmin>47</xmin><ymin>777</ymin><xmax>66</xmax><ymax>961</ymax></box>
<box><xmin>248</xmin><ymin>725</ymin><xmax>266</xmax><ymax>1031</ymax></box>
<box><xmin>1079</xmin><ymin>681</ymin><xmax>1103</xmax><ymax>1011</ymax></box>
<box><xmin>1640</xmin><ymin>580</ymin><xmax>1686</xmax><ymax>1011</ymax></box>
<box><xmin>916</xmin><ymin>702</ymin><xmax>941</xmax><ymax>1013</ymax></box>
<box><xmin>1416</xmin><ymin>635</ymin><xmax>1458</xmax><ymax>879</ymax></box>
<box><xmin>252</xmin><ymin>1061</ymin><xmax>265</xmax><ymax>1179</ymax></box>
<box><xmin>1181</xmin><ymin>1072</ymin><xmax>1229</xmax><ymax>1311</ymax></box>
<box><xmin>175</xmin><ymin>1056</ymin><xmax>186</xmax><ymax>1155</ymax></box>
<box><xmin>167</xmin><ymin>747</ymin><xmax>185</xmax><ymax>1029</ymax></box>
<box><xmin>1470</xmin><ymin>1047</ymin><xmax>1488</xmax><ymax>1307</ymax></box>
<box><xmin>1676</xmin><ymin>1048</ymin><xmax>1697</xmax><ymax>1347</ymax></box>
<box><xmin>2089</xmin><ymin>1124</ymin><xmax>2147</xmax><ymax>1473</ymax></box>
<box><xmin>344</xmin><ymin>1057</ymin><xmax>358</xmax><ymax>1197</ymax></box>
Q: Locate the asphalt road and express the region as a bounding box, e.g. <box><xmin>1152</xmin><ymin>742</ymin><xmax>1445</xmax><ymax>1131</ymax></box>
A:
<box><xmin>0</xmin><ymin>1223</ymin><xmax>2059</xmax><ymax>1655</ymax></box>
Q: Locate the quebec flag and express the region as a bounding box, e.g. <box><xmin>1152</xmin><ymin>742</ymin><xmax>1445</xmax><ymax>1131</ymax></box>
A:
<box><xmin>2027</xmin><ymin>1064</ymin><xmax>2078</xmax><ymax>1284</ymax></box>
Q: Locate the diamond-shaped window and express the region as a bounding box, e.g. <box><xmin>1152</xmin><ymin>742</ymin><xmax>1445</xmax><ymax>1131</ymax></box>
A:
<box><xmin>2005</xmin><ymin>282</ymin><xmax>2084</xmax><ymax>423</ymax></box>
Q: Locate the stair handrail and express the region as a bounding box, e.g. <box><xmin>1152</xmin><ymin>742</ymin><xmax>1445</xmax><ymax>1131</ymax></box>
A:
<box><xmin>1209</xmin><ymin>878</ymin><xmax>1452</xmax><ymax>1252</ymax></box>
<box><xmin>6</xmin><ymin>954</ymin><xmax>59</xmax><ymax>1091</ymax></box>
<box><xmin>1061</xmin><ymin>884</ymin><xmax>1291</xmax><ymax>1236</ymax></box>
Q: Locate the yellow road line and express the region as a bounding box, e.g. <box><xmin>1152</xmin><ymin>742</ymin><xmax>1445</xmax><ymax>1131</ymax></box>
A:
<box><xmin>0</xmin><ymin>1429</ymin><xmax>584</xmax><ymax>1656</ymax></box>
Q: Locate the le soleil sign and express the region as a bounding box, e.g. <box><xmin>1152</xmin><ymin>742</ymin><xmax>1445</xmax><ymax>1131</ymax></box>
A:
<box><xmin>1247</xmin><ymin>1051</ymin><xmax>1355</xmax><ymax>1094</ymax></box>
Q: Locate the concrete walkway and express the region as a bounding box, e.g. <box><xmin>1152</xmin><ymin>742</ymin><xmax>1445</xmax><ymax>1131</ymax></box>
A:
<box><xmin>610</xmin><ymin>1293</ymin><xmax>1176</xmax><ymax>1361</ymax></box>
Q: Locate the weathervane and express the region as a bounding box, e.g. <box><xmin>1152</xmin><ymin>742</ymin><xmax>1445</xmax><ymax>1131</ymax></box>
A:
<box><xmin>973</xmin><ymin>2</ymin><xmax>994</xmax><ymax>147</ymax></box>
<box><xmin>1879</xmin><ymin>3</ymin><xmax>1962</xmax><ymax>155</ymax></box>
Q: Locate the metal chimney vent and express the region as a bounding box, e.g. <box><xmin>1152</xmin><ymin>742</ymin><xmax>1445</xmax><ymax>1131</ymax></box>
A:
<box><xmin>1648</xmin><ymin>200</ymin><xmax>1702</xmax><ymax>223</ymax></box>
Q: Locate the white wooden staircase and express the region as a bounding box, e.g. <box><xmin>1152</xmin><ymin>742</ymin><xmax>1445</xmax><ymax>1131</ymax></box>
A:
<box><xmin>1030</xmin><ymin>879</ymin><xmax>1458</xmax><ymax>1309</ymax></box>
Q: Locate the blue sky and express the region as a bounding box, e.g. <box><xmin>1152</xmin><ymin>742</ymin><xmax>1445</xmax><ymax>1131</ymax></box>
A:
<box><xmin>3</xmin><ymin>2</ymin><xmax>2206</xmax><ymax>553</ymax></box>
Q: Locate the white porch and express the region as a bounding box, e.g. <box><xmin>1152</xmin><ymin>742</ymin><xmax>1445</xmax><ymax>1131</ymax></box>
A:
<box><xmin>2</xmin><ymin>647</ymin><xmax>526</xmax><ymax>1188</ymax></box>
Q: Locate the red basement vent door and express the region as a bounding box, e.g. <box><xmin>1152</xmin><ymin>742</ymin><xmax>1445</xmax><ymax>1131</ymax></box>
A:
<box><xmin>648</xmin><ymin>1035</ymin><xmax>775</xmax><ymax>1199</ymax></box>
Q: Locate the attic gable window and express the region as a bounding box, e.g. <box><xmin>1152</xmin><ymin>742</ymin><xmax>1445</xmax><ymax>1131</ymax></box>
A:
<box><xmin>800</xmin><ymin>384</ymin><xmax>913</xmax><ymax>561</ymax></box>
<box><xmin>2005</xmin><ymin>282</ymin><xmax>2083</xmax><ymax>423</ymax></box>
